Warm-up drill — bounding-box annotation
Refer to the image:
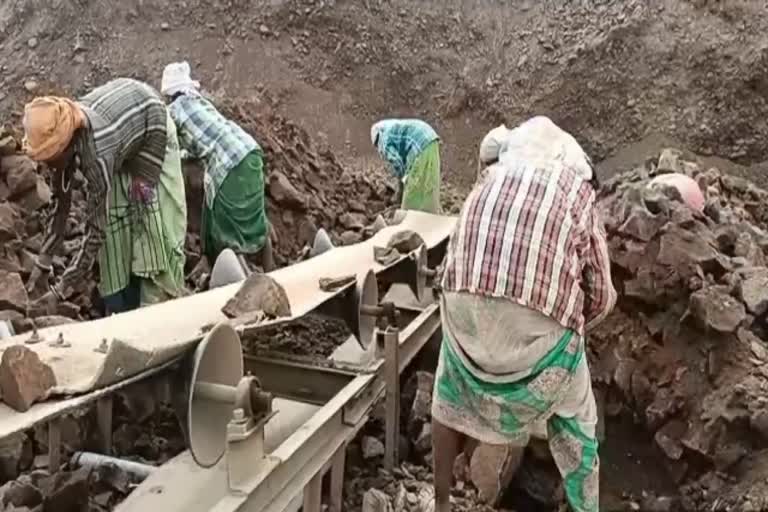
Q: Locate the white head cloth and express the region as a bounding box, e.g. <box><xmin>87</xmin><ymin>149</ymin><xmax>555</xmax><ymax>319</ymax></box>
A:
<box><xmin>499</xmin><ymin>116</ymin><xmax>593</xmax><ymax>180</ymax></box>
<box><xmin>161</xmin><ymin>61</ymin><xmax>201</xmax><ymax>97</ymax></box>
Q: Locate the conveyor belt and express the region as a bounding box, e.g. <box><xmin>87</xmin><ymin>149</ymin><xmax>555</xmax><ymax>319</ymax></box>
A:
<box><xmin>0</xmin><ymin>211</ymin><xmax>455</xmax><ymax>436</ymax></box>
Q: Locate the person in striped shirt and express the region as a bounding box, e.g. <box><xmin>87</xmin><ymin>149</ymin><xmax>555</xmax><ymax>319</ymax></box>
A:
<box><xmin>22</xmin><ymin>78</ymin><xmax>188</xmax><ymax>314</ymax></box>
<box><xmin>371</xmin><ymin>118</ymin><xmax>441</xmax><ymax>214</ymax></box>
<box><xmin>161</xmin><ymin>62</ymin><xmax>273</xmax><ymax>272</ymax></box>
<box><xmin>431</xmin><ymin>117</ymin><xmax>616</xmax><ymax>512</ymax></box>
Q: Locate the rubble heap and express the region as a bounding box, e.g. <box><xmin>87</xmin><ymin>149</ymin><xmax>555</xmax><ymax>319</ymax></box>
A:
<box><xmin>348</xmin><ymin>371</ymin><xmax>498</xmax><ymax>512</ymax></box>
<box><xmin>218</xmin><ymin>97</ymin><xmax>395</xmax><ymax>264</ymax></box>
<box><xmin>590</xmin><ymin>148</ymin><xmax>768</xmax><ymax>510</ymax></box>
<box><xmin>0</xmin><ymin>126</ymin><xmax>96</xmax><ymax>327</ymax></box>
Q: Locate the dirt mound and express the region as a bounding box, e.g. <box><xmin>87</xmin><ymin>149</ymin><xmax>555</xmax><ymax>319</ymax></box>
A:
<box><xmin>590</xmin><ymin>148</ymin><xmax>768</xmax><ymax>509</ymax></box>
<box><xmin>8</xmin><ymin>1</ymin><xmax>768</xmax><ymax>194</ymax></box>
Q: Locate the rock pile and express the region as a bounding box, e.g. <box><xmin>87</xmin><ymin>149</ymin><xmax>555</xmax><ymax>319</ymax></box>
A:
<box><xmin>0</xmin><ymin>126</ymin><xmax>97</xmax><ymax>327</ymax></box>
<box><xmin>218</xmin><ymin>97</ymin><xmax>396</xmax><ymax>266</ymax></box>
<box><xmin>590</xmin><ymin>148</ymin><xmax>768</xmax><ymax>510</ymax></box>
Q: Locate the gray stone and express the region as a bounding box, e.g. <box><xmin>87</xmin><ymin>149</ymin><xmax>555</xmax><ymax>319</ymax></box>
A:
<box><xmin>413</xmin><ymin>423</ymin><xmax>432</xmax><ymax>457</ymax></box>
<box><xmin>738</xmin><ymin>275</ymin><xmax>768</xmax><ymax>316</ymax></box>
<box><xmin>469</xmin><ymin>443</ymin><xmax>524</xmax><ymax>506</ymax></box>
<box><xmin>362</xmin><ymin>488</ymin><xmax>392</xmax><ymax>512</ymax></box>
<box><xmin>658</xmin><ymin>227</ymin><xmax>718</xmax><ymax>267</ymax></box>
<box><xmin>657</xmin><ymin>148</ymin><xmax>685</xmax><ymax>174</ymax></box>
<box><xmin>0</xmin><ymin>202</ymin><xmax>19</xmax><ymax>242</ymax></box>
<box><xmin>16</xmin><ymin>178</ymin><xmax>51</xmax><ymax>212</ymax></box>
<box><xmin>339</xmin><ymin>230</ymin><xmax>362</xmax><ymax>245</ymax></box>
<box><xmin>387</xmin><ymin>230</ymin><xmax>425</xmax><ymax>253</ymax></box>
<box><xmin>339</xmin><ymin>212</ymin><xmax>367</xmax><ymax>230</ymax></box>
<box><xmin>268</xmin><ymin>171</ymin><xmax>306</xmax><ymax>210</ymax></box>
<box><xmin>0</xmin><ymin>433</ymin><xmax>33</xmax><ymax>483</ymax></box>
<box><xmin>361</xmin><ymin>436</ymin><xmax>384</xmax><ymax>459</ymax></box>
<box><xmin>0</xmin><ymin>272</ymin><xmax>27</xmax><ymax>313</ymax></box>
<box><xmin>689</xmin><ymin>286</ymin><xmax>746</xmax><ymax>333</ymax></box>
<box><xmin>654</xmin><ymin>429</ymin><xmax>683</xmax><ymax>460</ymax></box>
<box><xmin>2</xmin><ymin>156</ymin><xmax>36</xmax><ymax>198</ymax></box>
<box><xmin>0</xmin><ymin>480</ymin><xmax>42</xmax><ymax>508</ymax></box>
<box><xmin>222</xmin><ymin>273</ymin><xmax>291</xmax><ymax>319</ymax></box>
<box><xmin>0</xmin><ymin>345</ymin><xmax>56</xmax><ymax>412</ymax></box>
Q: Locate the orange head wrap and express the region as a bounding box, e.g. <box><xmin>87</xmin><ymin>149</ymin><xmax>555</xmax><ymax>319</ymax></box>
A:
<box><xmin>22</xmin><ymin>97</ymin><xmax>86</xmax><ymax>162</ymax></box>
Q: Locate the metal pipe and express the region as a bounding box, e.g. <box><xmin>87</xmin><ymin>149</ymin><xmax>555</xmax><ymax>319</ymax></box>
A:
<box><xmin>194</xmin><ymin>382</ymin><xmax>237</xmax><ymax>403</ymax></box>
<box><xmin>0</xmin><ymin>321</ymin><xmax>13</xmax><ymax>339</ymax></box>
<box><xmin>71</xmin><ymin>452</ymin><xmax>156</xmax><ymax>480</ymax></box>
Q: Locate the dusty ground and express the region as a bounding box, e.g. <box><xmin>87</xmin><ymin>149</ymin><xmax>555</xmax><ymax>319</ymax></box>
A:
<box><xmin>4</xmin><ymin>0</ymin><xmax>768</xmax><ymax>510</ymax></box>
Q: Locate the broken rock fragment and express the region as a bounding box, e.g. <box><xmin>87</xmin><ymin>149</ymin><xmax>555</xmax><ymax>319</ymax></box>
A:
<box><xmin>0</xmin><ymin>272</ymin><xmax>27</xmax><ymax>313</ymax></box>
<box><xmin>738</xmin><ymin>275</ymin><xmax>768</xmax><ymax>316</ymax></box>
<box><xmin>387</xmin><ymin>230</ymin><xmax>425</xmax><ymax>253</ymax></box>
<box><xmin>689</xmin><ymin>285</ymin><xmax>746</xmax><ymax>333</ymax></box>
<box><xmin>0</xmin><ymin>345</ymin><xmax>56</xmax><ymax>412</ymax></box>
<box><xmin>0</xmin><ymin>480</ymin><xmax>42</xmax><ymax>508</ymax></box>
<box><xmin>408</xmin><ymin>371</ymin><xmax>434</xmax><ymax>435</ymax></box>
<box><xmin>222</xmin><ymin>273</ymin><xmax>291</xmax><ymax>319</ymax></box>
<box><xmin>0</xmin><ymin>433</ymin><xmax>33</xmax><ymax>483</ymax></box>
<box><xmin>361</xmin><ymin>436</ymin><xmax>385</xmax><ymax>459</ymax></box>
<box><xmin>268</xmin><ymin>171</ymin><xmax>307</xmax><ymax>210</ymax></box>
<box><xmin>1</xmin><ymin>155</ymin><xmax>37</xmax><ymax>198</ymax></box>
<box><xmin>657</xmin><ymin>226</ymin><xmax>718</xmax><ymax>268</ymax></box>
<box><xmin>469</xmin><ymin>443</ymin><xmax>524</xmax><ymax>506</ymax></box>
<box><xmin>17</xmin><ymin>178</ymin><xmax>51</xmax><ymax>212</ymax></box>
<box><xmin>40</xmin><ymin>468</ymin><xmax>90</xmax><ymax>512</ymax></box>
<box><xmin>0</xmin><ymin>202</ymin><xmax>19</xmax><ymax>242</ymax></box>
<box><xmin>339</xmin><ymin>212</ymin><xmax>367</xmax><ymax>230</ymax></box>
<box><xmin>362</xmin><ymin>488</ymin><xmax>392</xmax><ymax>512</ymax></box>
<box><xmin>340</xmin><ymin>230</ymin><xmax>363</xmax><ymax>245</ymax></box>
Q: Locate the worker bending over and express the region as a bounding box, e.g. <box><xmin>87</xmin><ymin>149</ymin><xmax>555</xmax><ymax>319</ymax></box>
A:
<box><xmin>161</xmin><ymin>61</ymin><xmax>273</xmax><ymax>271</ymax></box>
<box><xmin>23</xmin><ymin>78</ymin><xmax>188</xmax><ymax>314</ymax></box>
<box><xmin>432</xmin><ymin>117</ymin><xmax>616</xmax><ymax>512</ymax></box>
<box><xmin>371</xmin><ymin>118</ymin><xmax>441</xmax><ymax>214</ymax></box>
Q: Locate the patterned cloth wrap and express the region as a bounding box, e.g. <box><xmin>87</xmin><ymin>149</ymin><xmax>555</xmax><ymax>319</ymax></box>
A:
<box><xmin>433</xmin><ymin>330</ymin><xmax>599</xmax><ymax>512</ymax></box>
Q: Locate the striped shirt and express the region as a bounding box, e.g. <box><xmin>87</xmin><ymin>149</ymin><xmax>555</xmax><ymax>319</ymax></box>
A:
<box><xmin>442</xmin><ymin>159</ymin><xmax>617</xmax><ymax>335</ymax></box>
<box><xmin>374</xmin><ymin>119</ymin><xmax>439</xmax><ymax>179</ymax></box>
<box><xmin>169</xmin><ymin>95</ymin><xmax>259</xmax><ymax>208</ymax></box>
<box><xmin>41</xmin><ymin>78</ymin><xmax>169</xmax><ymax>298</ymax></box>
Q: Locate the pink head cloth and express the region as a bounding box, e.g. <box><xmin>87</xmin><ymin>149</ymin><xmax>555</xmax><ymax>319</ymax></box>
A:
<box><xmin>648</xmin><ymin>173</ymin><xmax>705</xmax><ymax>212</ymax></box>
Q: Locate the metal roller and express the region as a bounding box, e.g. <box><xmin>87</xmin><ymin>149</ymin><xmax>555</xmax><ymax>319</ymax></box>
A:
<box><xmin>186</xmin><ymin>322</ymin><xmax>272</xmax><ymax>468</ymax></box>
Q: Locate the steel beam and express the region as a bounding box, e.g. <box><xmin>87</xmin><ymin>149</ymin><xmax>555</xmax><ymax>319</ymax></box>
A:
<box><xmin>48</xmin><ymin>418</ymin><xmax>61</xmax><ymax>472</ymax></box>
<box><xmin>96</xmin><ymin>396</ymin><xmax>113</xmax><ymax>454</ymax></box>
<box><xmin>329</xmin><ymin>444</ymin><xmax>346</xmax><ymax>512</ymax></box>
<box><xmin>302</xmin><ymin>471</ymin><xmax>322</xmax><ymax>512</ymax></box>
<box><xmin>380</xmin><ymin>329</ymin><xmax>400</xmax><ymax>471</ymax></box>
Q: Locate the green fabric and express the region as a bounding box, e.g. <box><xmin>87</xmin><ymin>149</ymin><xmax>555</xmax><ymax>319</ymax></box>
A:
<box><xmin>435</xmin><ymin>331</ymin><xmax>598</xmax><ymax>512</ymax></box>
<box><xmin>401</xmin><ymin>140</ymin><xmax>441</xmax><ymax>214</ymax></box>
<box><xmin>201</xmin><ymin>150</ymin><xmax>268</xmax><ymax>262</ymax></box>
<box><xmin>98</xmin><ymin>113</ymin><xmax>187</xmax><ymax>306</ymax></box>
